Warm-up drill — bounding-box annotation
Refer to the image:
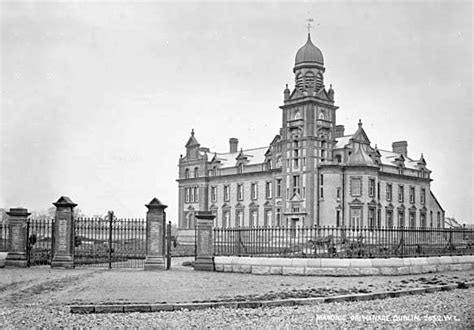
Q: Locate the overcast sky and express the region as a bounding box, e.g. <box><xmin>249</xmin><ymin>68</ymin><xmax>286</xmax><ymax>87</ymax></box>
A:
<box><xmin>1</xmin><ymin>1</ymin><xmax>472</xmax><ymax>223</ymax></box>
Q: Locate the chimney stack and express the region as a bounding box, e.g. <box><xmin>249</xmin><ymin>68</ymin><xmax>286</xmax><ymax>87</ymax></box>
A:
<box><xmin>229</xmin><ymin>138</ymin><xmax>238</xmax><ymax>153</ymax></box>
<box><xmin>335</xmin><ymin>125</ymin><xmax>345</xmax><ymax>138</ymax></box>
<box><xmin>392</xmin><ymin>141</ymin><xmax>408</xmax><ymax>157</ymax></box>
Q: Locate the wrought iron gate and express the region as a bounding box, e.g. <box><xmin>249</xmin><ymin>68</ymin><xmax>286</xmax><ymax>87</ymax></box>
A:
<box><xmin>26</xmin><ymin>218</ymin><xmax>54</xmax><ymax>266</ymax></box>
<box><xmin>74</xmin><ymin>211</ymin><xmax>147</xmax><ymax>268</ymax></box>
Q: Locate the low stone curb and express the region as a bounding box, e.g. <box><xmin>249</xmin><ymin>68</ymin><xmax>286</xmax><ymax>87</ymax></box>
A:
<box><xmin>69</xmin><ymin>281</ymin><xmax>474</xmax><ymax>314</ymax></box>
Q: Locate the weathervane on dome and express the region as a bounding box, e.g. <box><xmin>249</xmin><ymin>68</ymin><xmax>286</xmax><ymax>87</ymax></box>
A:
<box><xmin>306</xmin><ymin>16</ymin><xmax>314</xmax><ymax>35</ymax></box>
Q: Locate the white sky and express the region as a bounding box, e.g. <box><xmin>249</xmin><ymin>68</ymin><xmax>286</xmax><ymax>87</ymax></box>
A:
<box><xmin>1</xmin><ymin>1</ymin><xmax>472</xmax><ymax>223</ymax></box>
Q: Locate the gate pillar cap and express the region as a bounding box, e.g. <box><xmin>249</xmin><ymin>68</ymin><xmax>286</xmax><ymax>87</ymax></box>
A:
<box><xmin>146</xmin><ymin>197</ymin><xmax>168</xmax><ymax>210</ymax></box>
<box><xmin>6</xmin><ymin>208</ymin><xmax>30</xmax><ymax>217</ymax></box>
<box><xmin>53</xmin><ymin>196</ymin><xmax>77</xmax><ymax>208</ymax></box>
<box><xmin>195</xmin><ymin>211</ymin><xmax>215</xmax><ymax>220</ymax></box>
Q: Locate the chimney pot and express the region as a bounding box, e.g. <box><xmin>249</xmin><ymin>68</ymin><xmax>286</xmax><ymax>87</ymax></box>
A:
<box><xmin>229</xmin><ymin>138</ymin><xmax>238</xmax><ymax>153</ymax></box>
<box><xmin>335</xmin><ymin>125</ymin><xmax>345</xmax><ymax>138</ymax></box>
<box><xmin>392</xmin><ymin>141</ymin><xmax>408</xmax><ymax>157</ymax></box>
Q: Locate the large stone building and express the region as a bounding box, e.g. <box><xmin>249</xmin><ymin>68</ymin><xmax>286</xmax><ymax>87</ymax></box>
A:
<box><xmin>177</xmin><ymin>32</ymin><xmax>445</xmax><ymax>242</ymax></box>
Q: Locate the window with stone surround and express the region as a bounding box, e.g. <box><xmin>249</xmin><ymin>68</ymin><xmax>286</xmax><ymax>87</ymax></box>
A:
<box><xmin>349</xmin><ymin>207</ymin><xmax>362</xmax><ymax>227</ymax></box>
<box><xmin>386</xmin><ymin>183</ymin><xmax>392</xmax><ymax>202</ymax></box>
<box><xmin>276</xmin><ymin>179</ymin><xmax>282</xmax><ymax>197</ymax></box>
<box><xmin>222</xmin><ymin>210</ymin><xmax>230</xmax><ymax>228</ymax></box>
<box><xmin>398</xmin><ymin>185</ymin><xmax>404</xmax><ymax>203</ymax></box>
<box><xmin>350</xmin><ymin>177</ymin><xmax>362</xmax><ymax>197</ymax></box>
<box><xmin>194</xmin><ymin>167</ymin><xmax>198</xmax><ymax>178</ymax></box>
<box><xmin>420</xmin><ymin>213</ymin><xmax>426</xmax><ymax>228</ymax></box>
<box><xmin>276</xmin><ymin>208</ymin><xmax>281</xmax><ymax>227</ymax></box>
<box><xmin>237</xmin><ymin>184</ymin><xmax>243</xmax><ymax>201</ymax></box>
<box><xmin>409</xmin><ymin>211</ymin><xmax>416</xmax><ymax>228</ymax></box>
<box><xmin>265</xmin><ymin>181</ymin><xmax>272</xmax><ymax>199</ymax></box>
<box><xmin>398</xmin><ymin>210</ymin><xmax>405</xmax><ymax>227</ymax></box>
<box><xmin>292</xmin><ymin>175</ymin><xmax>300</xmax><ymax>194</ymax></box>
<box><xmin>224</xmin><ymin>185</ymin><xmax>230</xmax><ymax>202</ymax></box>
<box><xmin>368</xmin><ymin>208</ymin><xmax>375</xmax><ymax>229</ymax></box>
<box><xmin>250</xmin><ymin>210</ymin><xmax>258</xmax><ymax>227</ymax></box>
<box><xmin>409</xmin><ymin>186</ymin><xmax>415</xmax><ymax>204</ymax></box>
<box><xmin>210</xmin><ymin>186</ymin><xmax>217</xmax><ymax>203</ymax></box>
<box><xmin>185</xmin><ymin>188</ymin><xmax>190</xmax><ymax>203</ymax></box>
<box><xmin>386</xmin><ymin>209</ymin><xmax>393</xmax><ymax>228</ymax></box>
<box><xmin>251</xmin><ymin>183</ymin><xmax>258</xmax><ymax>200</ymax></box>
<box><xmin>421</xmin><ymin>188</ymin><xmax>426</xmax><ymax>204</ymax></box>
<box><xmin>264</xmin><ymin>209</ymin><xmax>272</xmax><ymax>227</ymax></box>
<box><xmin>235</xmin><ymin>210</ymin><xmax>243</xmax><ymax>227</ymax></box>
<box><xmin>369</xmin><ymin>178</ymin><xmax>375</xmax><ymax>198</ymax></box>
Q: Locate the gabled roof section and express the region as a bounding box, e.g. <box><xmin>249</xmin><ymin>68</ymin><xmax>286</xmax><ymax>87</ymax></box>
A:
<box><xmin>417</xmin><ymin>153</ymin><xmax>427</xmax><ymax>166</ymax></box>
<box><xmin>315</xmin><ymin>88</ymin><xmax>330</xmax><ymax>101</ymax></box>
<box><xmin>430</xmin><ymin>191</ymin><xmax>445</xmax><ymax>212</ymax></box>
<box><xmin>335</xmin><ymin>135</ymin><xmax>353</xmax><ymax>149</ymax></box>
<box><xmin>350</xmin><ymin>120</ymin><xmax>370</xmax><ymax>145</ymax></box>
<box><xmin>214</xmin><ymin>146</ymin><xmax>268</xmax><ymax>167</ymax></box>
<box><xmin>236</xmin><ymin>149</ymin><xmax>248</xmax><ymax>161</ymax></box>
<box><xmin>185</xmin><ymin>129</ymin><xmax>200</xmax><ymax>148</ymax></box>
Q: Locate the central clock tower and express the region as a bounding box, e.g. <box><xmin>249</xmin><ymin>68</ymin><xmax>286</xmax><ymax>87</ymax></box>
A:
<box><xmin>279</xmin><ymin>33</ymin><xmax>338</xmax><ymax>226</ymax></box>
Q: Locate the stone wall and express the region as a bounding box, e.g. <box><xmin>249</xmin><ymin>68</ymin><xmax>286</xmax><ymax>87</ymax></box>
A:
<box><xmin>214</xmin><ymin>255</ymin><xmax>474</xmax><ymax>276</ymax></box>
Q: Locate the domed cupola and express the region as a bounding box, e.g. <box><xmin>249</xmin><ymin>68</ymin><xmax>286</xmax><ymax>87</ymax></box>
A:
<box><xmin>293</xmin><ymin>33</ymin><xmax>326</xmax><ymax>92</ymax></box>
<box><xmin>294</xmin><ymin>34</ymin><xmax>324</xmax><ymax>72</ymax></box>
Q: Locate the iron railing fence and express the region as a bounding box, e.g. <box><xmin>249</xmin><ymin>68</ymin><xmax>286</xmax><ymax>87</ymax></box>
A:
<box><xmin>214</xmin><ymin>226</ymin><xmax>474</xmax><ymax>258</ymax></box>
<box><xmin>26</xmin><ymin>218</ymin><xmax>54</xmax><ymax>266</ymax></box>
<box><xmin>74</xmin><ymin>216</ymin><xmax>146</xmax><ymax>268</ymax></box>
<box><xmin>0</xmin><ymin>222</ymin><xmax>8</xmax><ymax>252</ymax></box>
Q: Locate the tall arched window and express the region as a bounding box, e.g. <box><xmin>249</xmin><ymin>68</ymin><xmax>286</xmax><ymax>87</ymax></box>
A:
<box><xmin>185</xmin><ymin>168</ymin><xmax>190</xmax><ymax>179</ymax></box>
<box><xmin>194</xmin><ymin>167</ymin><xmax>198</xmax><ymax>178</ymax></box>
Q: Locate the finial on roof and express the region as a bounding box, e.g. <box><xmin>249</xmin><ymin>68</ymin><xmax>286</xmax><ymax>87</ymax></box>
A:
<box><xmin>375</xmin><ymin>144</ymin><xmax>378</xmax><ymax>149</ymax></box>
<box><xmin>306</xmin><ymin>15</ymin><xmax>314</xmax><ymax>37</ymax></box>
<box><xmin>191</xmin><ymin>129</ymin><xmax>194</xmax><ymax>136</ymax></box>
<box><xmin>286</xmin><ymin>83</ymin><xmax>288</xmax><ymax>89</ymax></box>
<box><xmin>358</xmin><ymin>119</ymin><xmax>362</xmax><ymax>128</ymax></box>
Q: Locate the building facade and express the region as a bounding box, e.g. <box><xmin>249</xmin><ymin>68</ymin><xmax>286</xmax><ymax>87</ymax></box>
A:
<box><xmin>177</xmin><ymin>33</ymin><xmax>445</xmax><ymax>242</ymax></box>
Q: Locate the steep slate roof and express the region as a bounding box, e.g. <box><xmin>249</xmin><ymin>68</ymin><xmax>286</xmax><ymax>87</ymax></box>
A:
<box><xmin>215</xmin><ymin>146</ymin><xmax>268</xmax><ymax>167</ymax></box>
<box><xmin>378</xmin><ymin>149</ymin><xmax>420</xmax><ymax>170</ymax></box>
<box><xmin>334</xmin><ymin>135</ymin><xmax>353</xmax><ymax>149</ymax></box>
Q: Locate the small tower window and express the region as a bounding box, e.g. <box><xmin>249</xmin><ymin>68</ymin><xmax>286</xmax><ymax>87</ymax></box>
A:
<box><xmin>194</xmin><ymin>167</ymin><xmax>199</xmax><ymax>178</ymax></box>
<box><xmin>295</xmin><ymin>73</ymin><xmax>304</xmax><ymax>90</ymax></box>
<box><xmin>293</xmin><ymin>110</ymin><xmax>301</xmax><ymax>120</ymax></box>
<box><xmin>315</xmin><ymin>72</ymin><xmax>323</xmax><ymax>90</ymax></box>
<box><xmin>304</xmin><ymin>72</ymin><xmax>315</xmax><ymax>90</ymax></box>
<box><xmin>185</xmin><ymin>168</ymin><xmax>190</xmax><ymax>179</ymax></box>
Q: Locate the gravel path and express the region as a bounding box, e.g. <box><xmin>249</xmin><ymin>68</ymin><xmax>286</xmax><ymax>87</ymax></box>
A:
<box><xmin>1</xmin><ymin>287</ymin><xmax>472</xmax><ymax>327</ymax></box>
<box><xmin>0</xmin><ymin>265</ymin><xmax>473</xmax><ymax>306</ymax></box>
